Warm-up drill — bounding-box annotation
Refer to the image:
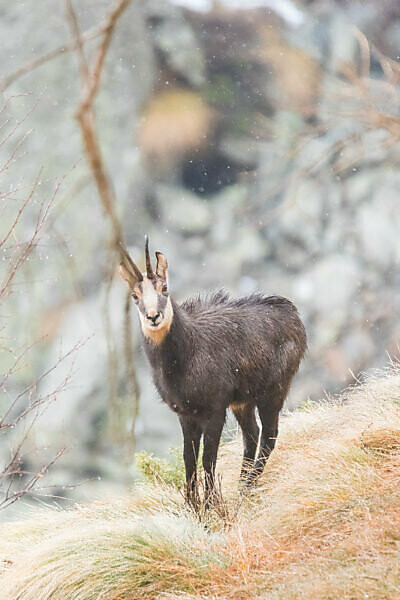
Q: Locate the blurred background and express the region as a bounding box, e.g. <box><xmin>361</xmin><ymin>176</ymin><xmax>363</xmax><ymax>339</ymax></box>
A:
<box><xmin>1</xmin><ymin>0</ymin><xmax>400</xmax><ymax>515</ymax></box>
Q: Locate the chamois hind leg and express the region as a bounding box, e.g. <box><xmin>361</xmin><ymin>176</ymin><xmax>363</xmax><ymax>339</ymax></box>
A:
<box><xmin>202</xmin><ymin>410</ymin><xmax>226</xmax><ymax>508</ymax></box>
<box><xmin>246</xmin><ymin>404</ymin><xmax>280</xmax><ymax>487</ymax></box>
<box><xmin>180</xmin><ymin>416</ymin><xmax>202</xmax><ymax>507</ymax></box>
<box><xmin>231</xmin><ymin>403</ymin><xmax>260</xmax><ymax>483</ymax></box>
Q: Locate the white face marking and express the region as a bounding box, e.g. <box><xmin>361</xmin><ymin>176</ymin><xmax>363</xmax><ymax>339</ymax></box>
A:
<box><xmin>141</xmin><ymin>276</ymin><xmax>159</xmax><ymax>317</ymax></box>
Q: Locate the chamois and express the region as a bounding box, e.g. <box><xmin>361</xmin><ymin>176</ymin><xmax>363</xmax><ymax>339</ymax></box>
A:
<box><xmin>120</xmin><ymin>237</ymin><xmax>307</xmax><ymax>505</ymax></box>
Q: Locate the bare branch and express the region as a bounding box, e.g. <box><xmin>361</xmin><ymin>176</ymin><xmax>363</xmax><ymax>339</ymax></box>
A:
<box><xmin>65</xmin><ymin>0</ymin><xmax>90</xmax><ymax>81</ymax></box>
<box><xmin>78</xmin><ymin>0</ymin><xmax>131</xmax><ymax>114</ymax></box>
<box><xmin>0</xmin><ymin>15</ymin><xmax>117</xmax><ymax>93</ymax></box>
<box><xmin>67</xmin><ymin>0</ymin><xmax>131</xmax><ymax>250</ymax></box>
<box><xmin>66</xmin><ymin>0</ymin><xmax>140</xmax><ymax>454</ymax></box>
<box><xmin>123</xmin><ymin>290</ymin><xmax>140</xmax><ymax>449</ymax></box>
<box><xmin>0</xmin><ymin>337</ymin><xmax>87</xmax><ymax>430</ymax></box>
<box><xmin>0</xmin><ymin>169</ymin><xmax>62</xmax><ymax>299</ymax></box>
<box><xmin>0</xmin><ymin>100</ymin><xmax>84</xmax><ymax>509</ymax></box>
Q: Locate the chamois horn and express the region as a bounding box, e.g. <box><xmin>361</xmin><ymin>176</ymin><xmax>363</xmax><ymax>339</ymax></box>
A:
<box><xmin>119</xmin><ymin>243</ymin><xmax>143</xmax><ymax>283</ymax></box>
<box><xmin>144</xmin><ymin>234</ymin><xmax>154</xmax><ymax>279</ymax></box>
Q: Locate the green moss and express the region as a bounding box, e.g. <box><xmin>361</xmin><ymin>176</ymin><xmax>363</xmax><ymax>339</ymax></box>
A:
<box><xmin>230</xmin><ymin>110</ymin><xmax>257</xmax><ymax>135</ymax></box>
<box><xmin>202</xmin><ymin>74</ymin><xmax>237</xmax><ymax>108</ymax></box>
<box><xmin>135</xmin><ymin>447</ymin><xmax>186</xmax><ymax>488</ymax></box>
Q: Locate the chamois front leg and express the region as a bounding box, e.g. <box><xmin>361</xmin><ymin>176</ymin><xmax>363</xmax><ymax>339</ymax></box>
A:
<box><xmin>180</xmin><ymin>416</ymin><xmax>202</xmax><ymax>507</ymax></box>
<box><xmin>202</xmin><ymin>411</ymin><xmax>225</xmax><ymax>508</ymax></box>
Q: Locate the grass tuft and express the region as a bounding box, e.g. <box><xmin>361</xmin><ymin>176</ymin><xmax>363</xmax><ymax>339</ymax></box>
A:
<box><xmin>1</xmin><ymin>366</ymin><xmax>400</xmax><ymax>599</ymax></box>
<box><xmin>361</xmin><ymin>427</ymin><xmax>400</xmax><ymax>455</ymax></box>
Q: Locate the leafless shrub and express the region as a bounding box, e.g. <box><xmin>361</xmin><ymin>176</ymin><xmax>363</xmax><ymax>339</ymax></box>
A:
<box><xmin>315</xmin><ymin>29</ymin><xmax>400</xmax><ymax>172</ymax></box>
<box><xmin>0</xmin><ymin>95</ymin><xmax>81</xmax><ymax>511</ymax></box>
<box><xmin>2</xmin><ymin>0</ymin><xmax>140</xmax><ymax>463</ymax></box>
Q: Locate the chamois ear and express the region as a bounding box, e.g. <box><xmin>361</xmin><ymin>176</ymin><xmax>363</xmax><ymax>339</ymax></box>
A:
<box><xmin>155</xmin><ymin>251</ymin><xmax>168</xmax><ymax>280</ymax></box>
<box><xmin>119</xmin><ymin>246</ymin><xmax>143</xmax><ymax>289</ymax></box>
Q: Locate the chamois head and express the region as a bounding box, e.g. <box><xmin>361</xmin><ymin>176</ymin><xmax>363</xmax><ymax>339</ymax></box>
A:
<box><xmin>119</xmin><ymin>236</ymin><xmax>173</xmax><ymax>344</ymax></box>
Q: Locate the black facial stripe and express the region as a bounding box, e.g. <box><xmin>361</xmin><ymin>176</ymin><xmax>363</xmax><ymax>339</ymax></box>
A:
<box><xmin>157</xmin><ymin>294</ymin><xmax>167</xmax><ymax>314</ymax></box>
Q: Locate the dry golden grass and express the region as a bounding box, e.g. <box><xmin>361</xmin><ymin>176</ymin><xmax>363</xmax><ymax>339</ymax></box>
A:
<box><xmin>1</xmin><ymin>366</ymin><xmax>400</xmax><ymax>599</ymax></box>
<box><xmin>361</xmin><ymin>427</ymin><xmax>400</xmax><ymax>455</ymax></box>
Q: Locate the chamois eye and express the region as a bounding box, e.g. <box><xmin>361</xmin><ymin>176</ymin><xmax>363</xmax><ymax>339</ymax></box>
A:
<box><xmin>162</xmin><ymin>284</ymin><xmax>168</xmax><ymax>295</ymax></box>
<box><xmin>131</xmin><ymin>292</ymin><xmax>138</xmax><ymax>301</ymax></box>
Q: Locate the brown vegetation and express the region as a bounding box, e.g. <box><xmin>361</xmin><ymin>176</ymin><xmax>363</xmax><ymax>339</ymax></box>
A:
<box><xmin>0</xmin><ymin>366</ymin><xmax>399</xmax><ymax>598</ymax></box>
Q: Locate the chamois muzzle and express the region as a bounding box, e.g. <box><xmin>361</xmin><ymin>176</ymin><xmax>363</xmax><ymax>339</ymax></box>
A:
<box><xmin>146</xmin><ymin>311</ymin><xmax>161</xmax><ymax>326</ymax></box>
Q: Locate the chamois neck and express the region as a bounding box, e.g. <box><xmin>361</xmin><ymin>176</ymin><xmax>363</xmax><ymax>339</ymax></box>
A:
<box><xmin>143</xmin><ymin>299</ymin><xmax>193</xmax><ymax>357</ymax></box>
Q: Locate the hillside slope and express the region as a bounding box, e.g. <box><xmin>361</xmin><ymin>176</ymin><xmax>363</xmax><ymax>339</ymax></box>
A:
<box><xmin>1</xmin><ymin>367</ymin><xmax>400</xmax><ymax>599</ymax></box>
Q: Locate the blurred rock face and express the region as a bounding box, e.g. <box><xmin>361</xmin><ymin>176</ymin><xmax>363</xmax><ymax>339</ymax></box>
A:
<box><xmin>139</xmin><ymin>0</ymin><xmax>400</xmax><ymax>395</ymax></box>
<box><xmin>1</xmin><ymin>0</ymin><xmax>400</xmax><ymax>502</ymax></box>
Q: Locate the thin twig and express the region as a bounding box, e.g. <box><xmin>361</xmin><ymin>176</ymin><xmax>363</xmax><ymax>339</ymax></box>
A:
<box><xmin>123</xmin><ymin>289</ymin><xmax>140</xmax><ymax>452</ymax></box>
<box><xmin>0</xmin><ymin>19</ymin><xmax>112</xmax><ymax>93</ymax></box>
<box><xmin>65</xmin><ymin>0</ymin><xmax>90</xmax><ymax>81</ymax></box>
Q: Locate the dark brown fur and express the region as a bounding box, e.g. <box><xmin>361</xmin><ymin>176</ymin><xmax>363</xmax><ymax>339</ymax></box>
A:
<box><xmin>142</xmin><ymin>289</ymin><xmax>307</xmax><ymax>504</ymax></box>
